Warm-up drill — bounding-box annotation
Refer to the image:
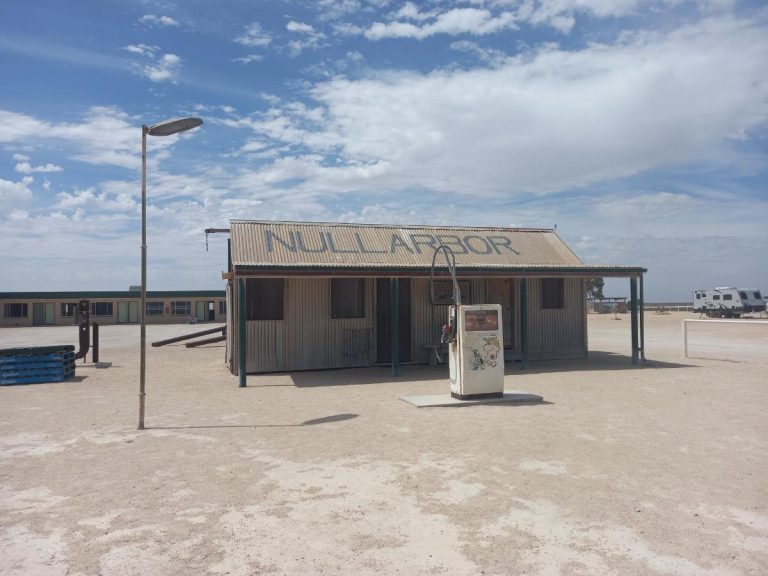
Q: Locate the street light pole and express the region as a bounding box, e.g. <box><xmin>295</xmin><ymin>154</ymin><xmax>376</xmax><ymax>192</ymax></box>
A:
<box><xmin>139</xmin><ymin>125</ymin><xmax>148</xmax><ymax>429</ymax></box>
<box><xmin>138</xmin><ymin>117</ymin><xmax>203</xmax><ymax>430</ymax></box>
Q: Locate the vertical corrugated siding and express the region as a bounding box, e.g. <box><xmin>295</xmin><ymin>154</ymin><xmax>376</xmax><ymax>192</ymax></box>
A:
<box><xmin>410</xmin><ymin>277</ymin><xmax>488</xmax><ymax>364</ymax></box>
<box><xmin>246</xmin><ymin>321</ymin><xmax>284</xmax><ymax>372</ymax></box>
<box><xmin>527</xmin><ymin>278</ymin><xmax>585</xmax><ymax>358</ymax></box>
<box><xmin>241</xmin><ymin>274</ymin><xmax>586</xmax><ymax>372</ymax></box>
<box><xmin>284</xmin><ymin>278</ymin><xmax>373</xmax><ymax>371</ymax></box>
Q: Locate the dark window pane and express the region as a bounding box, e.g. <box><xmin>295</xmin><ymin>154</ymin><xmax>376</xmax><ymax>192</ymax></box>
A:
<box><xmin>246</xmin><ymin>278</ymin><xmax>284</xmax><ymax>320</ymax></box>
<box><xmin>60</xmin><ymin>303</ymin><xmax>77</xmax><ymax>317</ymax></box>
<box><xmin>541</xmin><ymin>278</ymin><xmax>564</xmax><ymax>309</ymax></box>
<box><xmin>90</xmin><ymin>302</ymin><xmax>113</xmax><ymax>316</ymax></box>
<box><xmin>331</xmin><ymin>279</ymin><xmax>365</xmax><ymax>319</ymax></box>
<box><xmin>170</xmin><ymin>301</ymin><xmax>191</xmax><ymax>315</ymax></box>
<box><xmin>146</xmin><ymin>302</ymin><xmax>164</xmax><ymax>315</ymax></box>
<box><xmin>4</xmin><ymin>303</ymin><xmax>28</xmax><ymax>318</ymax></box>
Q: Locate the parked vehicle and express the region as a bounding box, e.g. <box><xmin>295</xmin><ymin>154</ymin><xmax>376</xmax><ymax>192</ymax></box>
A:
<box><xmin>692</xmin><ymin>287</ymin><xmax>765</xmax><ymax>318</ymax></box>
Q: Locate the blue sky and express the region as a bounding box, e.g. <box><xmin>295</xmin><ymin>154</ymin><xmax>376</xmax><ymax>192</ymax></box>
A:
<box><xmin>1</xmin><ymin>0</ymin><xmax>766</xmax><ymax>301</ymax></box>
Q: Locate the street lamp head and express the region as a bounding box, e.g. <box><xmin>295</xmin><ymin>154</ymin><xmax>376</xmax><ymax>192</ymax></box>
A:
<box><xmin>147</xmin><ymin>117</ymin><xmax>203</xmax><ymax>137</ymax></box>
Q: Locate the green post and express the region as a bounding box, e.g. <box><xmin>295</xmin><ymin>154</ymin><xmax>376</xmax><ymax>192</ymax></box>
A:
<box><xmin>391</xmin><ymin>277</ymin><xmax>400</xmax><ymax>377</ymax></box>
<box><xmin>639</xmin><ymin>273</ymin><xmax>645</xmax><ymax>363</ymax></box>
<box><xmin>630</xmin><ymin>276</ymin><xmax>639</xmax><ymax>365</ymax></box>
<box><xmin>238</xmin><ymin>277</ymin><xmax>247</xmax><ymax>387</ymax></box>
<box><xmin>520</xmin><ymin>277</ymin><xmax>528</xmax><ymax>370</ymax></box>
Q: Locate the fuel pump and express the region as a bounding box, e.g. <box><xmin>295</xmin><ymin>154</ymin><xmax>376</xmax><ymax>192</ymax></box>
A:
<box><xmin>430</xmin><ymin>247</ymin><xmax>505</xmax><ymax>400</ymax></box>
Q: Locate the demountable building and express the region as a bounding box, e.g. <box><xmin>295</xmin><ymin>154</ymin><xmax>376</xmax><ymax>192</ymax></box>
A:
<box><xmin>222</xmin><ymin>220</ymin><xmax>647</xmax><ymax>380</ymax></box>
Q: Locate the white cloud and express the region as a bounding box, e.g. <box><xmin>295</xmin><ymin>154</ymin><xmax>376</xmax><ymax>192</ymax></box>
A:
<box><xmin>124</xmin><ymin>44</ymin><xmax>181</xmax><ymax>82</ymax></box>
<box><xmin>287</xmin><ymin>21</ymin><xmax>315</xmax><ymax>34</ymax></box>
<box><xmin>124</xmin><ymin>44</ymin><xmax>158</xmax><ymax>56</ymax></box>
<box><xmin>233</xmin><ymin>54</ymin><xmax>264</xmax><ymax>64</ymax></box>
<box><xmin>450</xmin><ymin>40</ymin><xmax>508</xmax><ymax>65</ymax></box>
<box><xmin>365</xmin><ymin>8</ymin><xmax>517</xmax><ymax>40</ymax></box>
<box><xmin>0</xmin><ymin>106</ymin><xmax>186</xmax><ymax>170</ymax></box>
<box><xmin>286</xmin><ymin>21</ymin><xmax>325</xmax><ymax>56</ymax></box>
<box><xmin>142</xmin><ymin>53</ymin><xmax>182</xmax><ymax>82</ymax></box>
<box><xmin>15</xmin><ymin>161</ymin><xmax>63</xmax><ymax>174</ymax></box>
<box><xmin>0</xmin><ymin>176</ymin><xmax>34</xmax><ymax>209</ymax></box>
<box><xmin>140</xmin><ymin>14</ymin><xmax>180</xmax><ymax>27</ymax></box>
<box><xmin>12</xmin><ymin>153</ymin><xmax>30</xmax><ymax>161</ymax></box>
<box><xmin>243</xmin><ymin>16</ymin><xmax>768</xmax><ymax>196</ymax></box>
<box><xmin>235</xmin><ymin>23</ymin><xmax>272</xmax><ymax>47</ymax></box>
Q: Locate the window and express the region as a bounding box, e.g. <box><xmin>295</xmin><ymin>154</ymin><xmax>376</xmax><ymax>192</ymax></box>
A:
<box><xmin>331</xmin><ymin>278</ymin><xmax>365</xmax><ymax>319</ymax></box>
<box><xmin>146</xmin><ymin>302</ymin><xmax>164</xmax><ymax>316</ymax></box>
<box><xmin>723</xmin><ymin>294</ymin><xmax>733</xmax><ymax>301</ymax></box>
<box><xmin>61</xmin><ymin>303</ymin><xmax>78</xmax><ymax>317</ymax></box>
<box><xmin>754</xmin><ymin>291</ymin><xmax>762</xmax><ymax>300</ymax></box>
<box><xmin>219</xmin><ymin>301</ymin><xmax>226</xmax><ymax>314</ymax></box>
<box><xmin>4</xmin><ymin>303</ymin><xmax>28</xmax><ymax>318</ymax></box>
<box><xmin>90</xmin><ymin>302</ymin><xmax>113</xmax><ymax>316</ymax></box>
<box><xmin>170</xmin><ymin>301</ymin><xmax>191</xmax><ymax>315</ymax></box>
<box><xmin>738</xmin><ymin>291</ymin><xmax>747</xmax><ymax>299</ymax></box>
<box><xmin>245</xmin><ymin>278</ymin><xmax>284</xmax><ymax>320</ymax></box>
<box><xmin>695</xmin><ymin>293</ymin><xmax>701</xmax><ymax>299</ymax></box>
<box><xmin>713</xmin><ymin>294</ymin><xmax>720</xmax><ymax>300</ymax></box>
<box><xmin>541</xmin><ymin>278</ymin><xmax>564</xmax><ymax>309</ymax></box>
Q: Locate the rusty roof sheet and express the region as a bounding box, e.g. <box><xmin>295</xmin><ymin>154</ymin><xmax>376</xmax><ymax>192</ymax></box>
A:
<box><xmin>229</xmin><ymin>220</ymin><xmax>643</xmax><ymax>275</ymax></box>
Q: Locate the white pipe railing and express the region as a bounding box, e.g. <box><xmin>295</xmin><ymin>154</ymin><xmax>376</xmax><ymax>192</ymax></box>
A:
<box><xmin>682</xmin><ymin>319</ymin><xmax>768</xmax><ymax>358</ymax></box>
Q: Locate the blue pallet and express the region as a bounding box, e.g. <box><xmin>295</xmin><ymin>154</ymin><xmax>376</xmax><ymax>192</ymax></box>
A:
<box><xmin>1</xmin><ymin>367</ymin><xmax>75</xmax><ymax>378</ymax></box>
<box><xmin>1</xmin><ymin>374</ymin><xmax>73</xmax><ymax>385</ymax></box>
<box><xmin>0</xmin><ymin>345</ymin><xmax>77</xmax><ymax>385</ymax></box>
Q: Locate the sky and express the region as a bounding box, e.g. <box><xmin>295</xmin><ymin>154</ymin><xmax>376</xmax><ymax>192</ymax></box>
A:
<box><xmin>0</xmin><ymin>0</ymin><xmax>766</xmax><ymax>302</ymax></box>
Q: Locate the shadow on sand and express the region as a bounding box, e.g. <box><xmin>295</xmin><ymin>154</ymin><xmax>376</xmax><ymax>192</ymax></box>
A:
<box><xmin>147</xmin><ymin>412</ymin><xmax>358</xmax><ymax>430</ymax></box>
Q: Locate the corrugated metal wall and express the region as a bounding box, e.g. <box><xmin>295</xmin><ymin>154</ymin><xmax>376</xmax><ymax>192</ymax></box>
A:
<box><xmin>284</xmin><ymin>278</ymin><xmax>373</xmax><ymax>371</ymax></box>
<box><xmin>241</xmin><ymin>275</ymin><xmax>586</xmax><ymax>372</ymax></box>
<box><xmin>526</xmin><ymin>277</ymin><xmax>586</xmax><ymax>359</ymax></box>
<box><xmin>245</xmin><ymin>321</ymin><xmax>284</xmax><ymax>372</ymax></box>
<box><xmin>410</xmin><ymin>277</ymin><xmax>485</xmax><ymax>364</ymax></box>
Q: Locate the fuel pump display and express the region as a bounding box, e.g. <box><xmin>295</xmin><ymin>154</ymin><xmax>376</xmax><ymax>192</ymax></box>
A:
<box><xmin>449</xmin><ymin>304</ymin><xmax>505</xmax><ymax>400</ymax></box>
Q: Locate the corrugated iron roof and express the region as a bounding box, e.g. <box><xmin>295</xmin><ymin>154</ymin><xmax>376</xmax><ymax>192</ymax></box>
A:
<box><xmin>229</xmin><ymin>220</ymin><xmax>645</xmax><ymax>276</ymax></box>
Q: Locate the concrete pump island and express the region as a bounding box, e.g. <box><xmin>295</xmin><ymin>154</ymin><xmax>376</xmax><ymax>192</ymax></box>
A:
<box><xmin>1</xmin><ymin>221</ymin><xmax>766</xmax><ymax>575</ymax></box>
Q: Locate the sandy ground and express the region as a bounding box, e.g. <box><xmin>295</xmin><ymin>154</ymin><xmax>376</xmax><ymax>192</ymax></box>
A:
<box><xmin>1</xmin><ymin>312</ymin><xmax>766</xmax><ymax>575</ymax></box>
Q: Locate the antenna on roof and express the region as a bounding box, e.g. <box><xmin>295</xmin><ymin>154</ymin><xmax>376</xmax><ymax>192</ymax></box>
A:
<box><xmin>204</xmin><ymin>228</ymin><xmax>230</xmax><ymax>252</ymax></box>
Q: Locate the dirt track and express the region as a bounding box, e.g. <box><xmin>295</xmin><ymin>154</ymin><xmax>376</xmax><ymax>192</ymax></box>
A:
<box><xmin>1</xmin><ymin>312</ymin><xmax>766</xmax><ymax>575</ymax></box>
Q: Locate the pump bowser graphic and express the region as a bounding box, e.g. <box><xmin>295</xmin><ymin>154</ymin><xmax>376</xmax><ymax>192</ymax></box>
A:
<box><xmin>432</xmin><ymin>245</ymin><xmax>505</xmax><ymax>400</ymax></box>
<box><xmin>444</xmin><ymin>304</ymin><xmax>505</xmax><ymax>399</ymax></box>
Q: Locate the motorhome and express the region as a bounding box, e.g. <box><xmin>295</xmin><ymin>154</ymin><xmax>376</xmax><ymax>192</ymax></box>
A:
<box><xmin>692</xmin><ymin>287</ymin><xmax>765</xmax><ymax>317</ymax></box>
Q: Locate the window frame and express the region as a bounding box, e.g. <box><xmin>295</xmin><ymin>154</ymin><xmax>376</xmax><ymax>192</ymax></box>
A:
<box><xmin>4</xmin><ymin>303</ymin><xmax>28</xmax><ymax>318</ymax></box>
<box><xmin>145</xmin><ymin>301</ymin><xmax>165</xmax><ymax>316</ymax></box>
<box><xmin>245</xmin><ymin>278</ymin><xmax>284</xmax><ymax>321</ymax></box>
<box><xmin>331</xmin><ymin>278</ymin><xmax>366</xmax><ymax>319</ymax></box>
<box><xmin>170</xmin><ymin>301</ymin><xmax>192</xmax><ymax>316</ymax></box>
<box><xmin>541</xmin><ymin>278</ymin><xmax>565</xmax><ymax>310</ymax></box>
<box><xmin>60</xmin><ymin>303</ymin><xmax>78</xmax><ymax>317</ymax></box>
<box><xmin>90</xmin><ymin>302</ymin><xmax>113</xmax><ymax>317</ymax></box>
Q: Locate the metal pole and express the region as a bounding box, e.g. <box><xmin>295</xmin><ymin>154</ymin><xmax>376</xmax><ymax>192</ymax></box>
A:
<box><xmin>391</xmin><ymin>277</ymin><xmax>400</xmax><ymax>377</ymax></box>
<box><xmin>639</xmin><ymin>273</ymin><xmax>645</xmax><ymax>362</ymax></box>
<box><xmin>238</xmin><ymin>277</ymin><xmax>247</xmax><ymax>387</ymax></box>
<box><xmin>138</xmin><ymin>125</ymin><xmax>147</xmax><ymax>430</ymax></box>
<box><xmin>630</xmin><ymin>276</ymin><xmax>639</xmax><ymax>365</ymax></box>
<box><xmin>520</xmin><ymin>277</ymin><xmax>528</xmax><ymax>370</ymax></box>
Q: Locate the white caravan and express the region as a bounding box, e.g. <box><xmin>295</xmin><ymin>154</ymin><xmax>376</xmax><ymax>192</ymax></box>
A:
<box><xmin>692</xmin><ymin>287</ymin><xmax>765</xmax><ymax>317</ymax></box>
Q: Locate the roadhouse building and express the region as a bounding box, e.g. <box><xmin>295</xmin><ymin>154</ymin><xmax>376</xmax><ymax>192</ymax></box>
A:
<box><xmin>0</xmin><ymin>291</ymin><xmax>226</xmax><ymax>328</ymax></box>
<box><xmin>224</xmin><ymin>221</ymin><xmax>647</xmax><ymax>377</ymax></box>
